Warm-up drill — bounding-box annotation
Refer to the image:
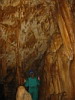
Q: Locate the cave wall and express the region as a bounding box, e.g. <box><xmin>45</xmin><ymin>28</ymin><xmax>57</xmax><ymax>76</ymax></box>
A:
<box><xmin>0</xmin><ymin>0</ymin><xmax>57</xmax><ymax>99</ymax></box>
<box><xmin>0</xmin><ymin>0</ymin><xmax>57</xmax><ymax>83</ymax></box>
<box><xmin>40</xmin><ymin>0</ymin><xmax>75</xmax><ymax>100</ymax></box>
<box><xmin>0</xmin><ymin>0</ymin><xmax>75</xmax><ymax>100</ymax></box>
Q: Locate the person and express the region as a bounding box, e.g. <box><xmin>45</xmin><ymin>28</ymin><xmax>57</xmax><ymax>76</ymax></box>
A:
<box><xmin>24</xmin><ymin>70</ymin><xmax>40</xmax><ymax>100</ymax></box>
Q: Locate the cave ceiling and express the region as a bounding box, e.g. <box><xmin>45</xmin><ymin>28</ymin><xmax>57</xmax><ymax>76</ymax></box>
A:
<box><xmin>0</xmin><ymin>0</ymin><xmax>74</xmax><ymax>73</ymax></box>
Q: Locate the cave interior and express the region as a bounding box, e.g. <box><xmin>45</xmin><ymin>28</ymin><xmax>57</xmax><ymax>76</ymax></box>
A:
<box><xmin>0</xmin><ymin>0</ymin><xmax>75</xmax><ymax>100</ymax></box>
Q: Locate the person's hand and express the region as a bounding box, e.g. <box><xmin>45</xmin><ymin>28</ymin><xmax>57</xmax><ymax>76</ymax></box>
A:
<box><xmin>38</xmin><ymin>77</ymin><xmax>40</xmax><ymax>80</ymax></box>
<box><xmin>24</xmin><ymin>79</ymin><xmax>26</xmax><ymax>82</ymax></box>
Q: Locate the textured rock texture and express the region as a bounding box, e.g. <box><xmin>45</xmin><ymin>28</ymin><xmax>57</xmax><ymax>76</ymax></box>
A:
<box><xmin>0</xmin><ymin>0</ymin><xmax>56</xmax><ymax>99</ymax></box>
<box><xmin>16</xmin><ymin>86</ymin><xmax>32</xmax><ymax>100</ymax></box>
<box><xmin>0</xmin><ymin>0</ymin><xmax>56</xmax><ymax>81</ymax></box>
<box><xmin>0</xmin><ymin>0</ymin><xmax>75</xmax><ymax>100</ymax></box>
<box><xmin>40</xmin><ymin>0</ymin><xmax>75</xmax><ymax>100</ymax></box>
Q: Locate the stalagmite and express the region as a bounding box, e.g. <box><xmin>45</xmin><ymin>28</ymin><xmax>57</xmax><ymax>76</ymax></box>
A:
<box><xmin>16</xmin><ymin>86</ymin><xmax>32</xmax><ymax>100</ymax></box>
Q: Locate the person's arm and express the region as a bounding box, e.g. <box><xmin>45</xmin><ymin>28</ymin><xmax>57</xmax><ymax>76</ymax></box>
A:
<box><xmin>24</xmin><ymin>78</ymin><xmax>29</xmax><ymax>91</ymax></box>
<box><xmin>37</xmin><ymin>77</ymin><xmax>40</xmax><ymax>86</ymax></box>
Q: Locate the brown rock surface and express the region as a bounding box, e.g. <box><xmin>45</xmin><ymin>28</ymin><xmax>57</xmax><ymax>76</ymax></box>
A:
<box><xmin>0</xmin><ymin>0</ymin><xmax>75</xmax><ymax>100</ymax></box>
<box><xmin>40</xmin><ymin>0</ymin><xmax>75</xmax><ymax>100</ymax></box>
<box><xmin>0</xmin><ymin>0</ymin><xmax>55</xmax><ymax>79</ymax></box>
<box><xmin>16</xmin><ymin>86</ymin><xmax>32</xmax><ymax>100</ymax></box>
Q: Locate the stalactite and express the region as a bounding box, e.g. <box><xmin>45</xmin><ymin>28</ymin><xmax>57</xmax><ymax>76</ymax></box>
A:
<box><xmin>40</xmin><ymin>0</ymin><xmax>75</xmax><ymax>100</ymax></box>
<box><xmin>57</xmin><ymin>1</ymin><xmax>73</xmax><ymax>60</ymax></box>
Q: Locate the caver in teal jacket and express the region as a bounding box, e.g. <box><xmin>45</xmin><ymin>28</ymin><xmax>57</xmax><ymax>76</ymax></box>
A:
<box><xmin>25</xmin><ymin>77</ymin><xmax>40</xmax><ymax>100</ymax></box>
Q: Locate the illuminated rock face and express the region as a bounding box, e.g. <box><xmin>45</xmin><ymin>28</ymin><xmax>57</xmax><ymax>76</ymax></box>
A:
<box><xmin>0</xmin><ymin>0</ymin><xmax>56</xmax><ymax>77</ymax></box>
<box><xmin>16</xmin><ymin>86</ymin><xmax>32</xmax><ymax>100</ymax></box>
<box><xmin>0</xmin><ymin>0</ymin><xmax>75</xmax><ymax>100</ymax></box>
<box><xmin>40</xmin><ymin>0</ymin><xmax>75</xmax><ymax>100</ymax></box>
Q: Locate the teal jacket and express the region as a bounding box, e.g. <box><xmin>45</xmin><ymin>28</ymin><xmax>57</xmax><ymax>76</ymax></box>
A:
<box><xmin>25</xmin><ymin>77</ymin><xmax>40</xmax><ymax>87</ymax></box>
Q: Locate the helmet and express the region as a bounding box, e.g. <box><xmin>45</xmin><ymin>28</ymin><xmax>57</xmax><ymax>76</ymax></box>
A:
<box><xmin>29</xmin><ymin>70</ymin><xmax>34</xmax><ymax>74</ymax></box>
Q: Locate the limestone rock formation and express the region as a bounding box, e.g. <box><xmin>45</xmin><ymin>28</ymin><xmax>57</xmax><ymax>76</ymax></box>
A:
<box><xmin>16</xmin><ymin>86</ymin><xmax>32</xmax><ymax>100</ymax></box>
<box><xmin>40</xmin><ymin>0</ymin><xmax>75</xmax><ymax>100</ymax></box>
<box><xmin>0</xmin><ymin>0</ymin><xmax>56</xmax><ymax>82</ymax></box>
<box><xmin>0</xmin><ymin>0</ymin><xmax>75</xmax><ymax>100</ymax></box>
